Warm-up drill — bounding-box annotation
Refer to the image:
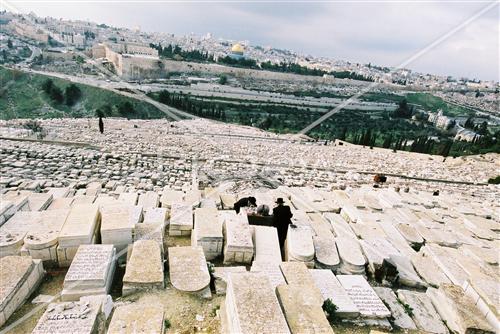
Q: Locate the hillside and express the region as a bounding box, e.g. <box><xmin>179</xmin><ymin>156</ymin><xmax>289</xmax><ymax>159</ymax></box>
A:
<box><xmin>0</xmin><ymin>67</ymin><xmax>165</xmax><ymax>120</ymax></box>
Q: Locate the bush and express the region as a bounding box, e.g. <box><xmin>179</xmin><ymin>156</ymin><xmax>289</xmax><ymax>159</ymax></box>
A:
<box><xmin>322</xmin><ymin>299</ymin><xmax>338</xmax><ymax>323</ymax></box>
<box><xmin>488</xmin><ymin>176</ymin><xmax>500</xmax><ymax>184</ymax></box>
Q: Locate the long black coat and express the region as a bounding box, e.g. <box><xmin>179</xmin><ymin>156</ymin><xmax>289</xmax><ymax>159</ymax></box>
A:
<box><xmin>272</xmin><ymin>205</ymin><xmax>293</xmax><ymax>245</ymax></box>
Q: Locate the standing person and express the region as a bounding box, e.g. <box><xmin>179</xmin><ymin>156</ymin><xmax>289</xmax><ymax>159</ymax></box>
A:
<box><xmin>98</xmin><ymin>116</ymin><xmax>104</xmax><ymax>134</ymax></box>
<box><xmin>233</xmin><ymin>196</ymin><xmax>257</xmax><ymax>214</ymax></box>
<box><xmin>272</xmin><ymin>198</ymin><xmax>295</xmax><ymax>256</ymax></box>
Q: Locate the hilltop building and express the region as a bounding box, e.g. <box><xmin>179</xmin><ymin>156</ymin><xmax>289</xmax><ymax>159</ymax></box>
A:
<box><xmin>229</xmin><ymin>43</ymin><xmax>245</xmax><ymax>60</ymax></box>
<box><xmin>91</xmin><ymin>42</ymin><xmax>164</xmax><ymax>80</ymax></box>
<box><xmin>428</xmin><ymin>110</ymin><xmax>454</xmax><ymax>130</ymax></box>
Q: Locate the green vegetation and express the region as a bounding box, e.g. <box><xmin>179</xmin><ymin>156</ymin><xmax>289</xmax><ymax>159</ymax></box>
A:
<box><xmin>488</xmin><ymin>176</ymin><xmax>500</xmax><ymax>184</ymax></box>
<box><xmin>0</xmin><ymin>66</ymin><xmax>164</xmax><ymax>119</ymax></box>
<box><xmin>322</xmin><ymin>299</ymin><xmax>339</xmax><ymax>324</ymax></box>
<box><xmin>397</xmin><ymin>298</ymin><xmax>414</xmax><ymax>317</ymax></box>
<box><xmin>150</xmin><ymin>43</ymin><xmax>213</xmax><ymax>62</ymax></box>
<box><xmin>164</xmin><ymin>319</ymin><xmax>171</xmax><ymax>329</ymax></box>
<box><xmin>218</xmin><ymin>74</ymin><xmax>228</xmax><ymax>85</ymax></box>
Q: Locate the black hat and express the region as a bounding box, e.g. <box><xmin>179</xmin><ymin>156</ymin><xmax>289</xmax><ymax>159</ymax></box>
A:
<box><xmin>276</xmin><ymin>198</ymin><xmax>285</xmax><ymax>204</ymax></box>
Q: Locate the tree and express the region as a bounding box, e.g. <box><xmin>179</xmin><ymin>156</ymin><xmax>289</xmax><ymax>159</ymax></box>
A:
<box><xmin>392</xmin><ymin>99</ymin><xmax>413</xmax><ymax>118</ymax></box>
<box><xmin>42</xmin><ymin>79</ymin><xmax>54</xmax><ymax>94</ymax></box>
<box><xmin>7</xmin><ymin>39</ymin><xmax>13</xmax><ymax>49</ymax></box>
<box><xmin>49</xmin><ymin>86</ymin><xmax>64</xmax><ymax>104</ymax></box>
<box><xmin>65</xmin><ymin>84</ymin><xmax>82</xmax><ymax>106</ymax></box>
<box><xmin>218</xmin><ymin>74</ymin><xmax>228</xmax><ymax>85</ymax></box>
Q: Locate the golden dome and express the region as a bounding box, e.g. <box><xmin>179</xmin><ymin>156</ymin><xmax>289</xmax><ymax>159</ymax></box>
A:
<box><xmin>231</xmin><ymin>43</ymin><xmax>244</xmax><ymax>54</ymax></box>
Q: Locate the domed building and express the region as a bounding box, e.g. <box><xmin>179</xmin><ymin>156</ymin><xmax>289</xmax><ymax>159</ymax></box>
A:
<box><xmin>230</xmin><ymin>43</ymin><xmax>245</xmax><ymax>60</ymax></box>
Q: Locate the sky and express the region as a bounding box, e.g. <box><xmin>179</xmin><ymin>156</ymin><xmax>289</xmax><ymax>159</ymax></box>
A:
<box><xmin>6</xmin><ymin>0</ymin><xmax>500</xmax><ymax>81</ymax></box>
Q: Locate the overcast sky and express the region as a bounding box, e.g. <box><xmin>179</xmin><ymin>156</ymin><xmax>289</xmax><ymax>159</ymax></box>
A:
<box><xmin>8</xmin><ymin>0</ymin><xmax>500</xmax><ymax>81</ymax></box>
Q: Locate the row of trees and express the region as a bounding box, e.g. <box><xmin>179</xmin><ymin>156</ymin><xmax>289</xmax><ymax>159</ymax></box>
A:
<box><xmin>463</xmin><ymin>117</ymin><xmax>488</xmax><ymax>135</ymax></box>
<box><xmin>41</xmin><ymin>79</ymin><xmax>82</xmax><ymax>106</ymax></box>
<box><xmin>150</xmin><ymin>43</ymin><xmax>213</xmax><ymax>62</ymax></box>
<box><xmin>156</xmin><ymin>90</ymin><xmax>226</xmax><ymax>121</ymax></box>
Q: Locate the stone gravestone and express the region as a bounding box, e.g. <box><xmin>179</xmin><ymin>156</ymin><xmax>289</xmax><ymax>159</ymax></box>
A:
<box><xmin>137</xmin><ymin>191</ymin><xmax>159</xmax><ymax>210</ymax></box>
<box><xmin>57</xmin><ymin>204</ymin><xmax>100</xmax><ymax>267</ymax></box>
<box><xmin>169</xmin><ymin>202</ymin><xmax>193</xmax><ymax>236</ymax></box>
<box><xmin>160</xmin><ymin>188</ymin><xmax>184</xmax><ymax>209</ymax></box>
<box><xmin>335</xmin><ymin>237</ymin><xmax>366</xmax><ymax>275</ymax></box>
<box><xmin>107</xmin><ymin>303</ymin><xmax>165</xmax><ymax>334</ymax></box>
<box><xmin>221</xmin><ymin>211</ymin><xmax>254</xmax><ymax>264</ymax></box>
<box><xmin>374</xmin><ymin>287</ymin><xmax>416</xmax><ymax>330</ymax></box>
<box><xmin>169</xmin><ymin>246</ymin><xmax>211</xmax><ymax>298</ymax></box>
<box><xmin>276</xmin><ymin>284</ymin><xmax>334</xmax><ymax>334</ymax></box>
<box><xmin>279</xmin><ymin>262</ymin><xmax>323</xmax><ymax>306</ymax></box>
<box><xmin>309</xmin><ymin>269</ymin><xmax>359</xmax><ymax>318</ymax></box>
<box><xmin>250</xmin><ymin>261</ymin><xmax>286</xmax><ymax>290</ymax></box>
<box><xmin>396</xmin><ymin>289</ymin><xmax>448</xmax><ymax>334</ymax></box>
<box><xmin>123</xmin><ymin>240</ymin><xmax>164</xmax><ymax>296</ymax></box>
<box><xmin>192</xmin><ymin>208</ymin><xmax>222</xmax><ymax>260</ymax></box>
<box><xmin>285</xmin><ymin>225</ymin><xmax>314</xmax><ymax>266</ymax></box>
<box><xmin>100</xmin><ymin>204</ymin><xmax>140</xmax><ymax>256</ymax></box>
<box><xmin>336</xmin><ymin>275</ymin><xmax>391</xmax><ymax>319</ymax></box>
<box><xmin>0</xmin><ymin>256</ymin><xmax>45</xmax><ymax>327</ymax></box>
<box><xmin>31</xmin><ymin>299</ymin><xmax>103</xmax><ymax>334</ymax></box>
<box><xmin>427</xmin><ymin>284</ymin><xmax>495</xmax><ymax>334</ymax></box>
<box><xmin>225</xmin><ymin>272</ymin><xmax>290</xmax><ymax>334</ymax></box>
<box><xmin>253</xmin><ymin>226</ymin><xmax>282</xmax><ymax>263</ymax></box>
<box><xmin>61</xmin><ymin>244</ymin><xmax>116</xmax><ymax>301</ymax></box>
<box><xmin>213</xmin><ymin>266</ymin><xmax>246</xmax><ymax>295</ymax></box>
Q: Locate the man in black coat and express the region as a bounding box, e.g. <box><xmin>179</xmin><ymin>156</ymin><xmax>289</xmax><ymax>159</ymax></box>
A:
<box><xmin>233</xmin><ymin>196</ymin><xmax>257</xmax><ymax>214</ymax></box>
<box><xmin>272</xmin><ymin>198</ymin><xmax>295</xmax><ymax>254</ymax></box>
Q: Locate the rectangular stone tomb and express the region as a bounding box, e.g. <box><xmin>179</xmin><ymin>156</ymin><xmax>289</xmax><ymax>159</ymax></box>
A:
<box><xmin>397</xmin><ymin>289</ymin><xmax>448</xmax><ymax>334</ymax></box>
<box><xmin>222</xmin><ymin>212</ymin><xmax>254</xmax><ymax>264</ymax></box>
<box><xmin>250</xmin><ymin>261</ymin><xmax>286</xmax><ymax>289</ymax></box>
<box><xmin>143</xmin><ymin>207</ymin><xmax>167</xmax><ymax>225</ymax></box>
<box><xmin>100</xmin><ymin>204</ymin><xmax>141</xmax><ymax>253</ymax></box>
<box><xmin>253</xmin><ymin>225</ymin><xmax>282</xmax><ymax>263</ymax></box>
<box><xmin>374</xmin><ymin>287</ymin><xmax>416</xmax><ymax>330</ymax></box>
<box><xmin>336</xmin><ymin>275</ymin><xmax>391</xmax><ymax>319</ymax></box>
<box><xmin>192</xmin><ymin>208</ymin><xmax>223</xmax><ymax>260</ymax></box>
<box><xmin>310</xmin><ymin>269</ymin><xmax>359</xmax><ymax>318</ymax></box>
<box><xmin>61</xmin><ymin>244</ymin><xmax>116</xmax><ymax>301</ymax></box>
<box><xmin>160</xmin><ymin>188</ymin><xmax>184</xmax><ymax>209</ymax></box>
<box><xmin>279</xmin><ymin>262</ymin><xmax>323</xmax><ymax>306</ymax></box>
<box><xmin>26</xmin><ymin>193</ymin><xmax>53</xmax><ymax>211</ymax></box>
<box><xmin>427</xmin><ymin>284</ymin><xmax>495</xmax><ymax>334</ymax></box>
<box><xmin>118</xmin><ymin>192</ymin><xmax>138</xmax><ymax>206</ymax></box>
<box><xmin>58</xmin><ymin>204</ymin><xmax>100</xmax><ymax>248</ymax></box>
<box><xmin>137</xmin><ymin>191</ymin><xmax>159</xmax><ymax>209</ymax></box>
<box><xmin>0</xmin><ymin>256</ymin><xmax>45</xmax><ymax>327</ymax></box>
<box><xmin>107</xmin><ymin>303</ymin><xmax>165</xmax><ymax>334</ymax></box>
<box><xmin>225</xmin><ymin>272</ymin><xmax>290</xmax><ymax>334</ymax></box>
<box><xmin>31</xmin><ymin>299</ymin><xmax>103</xmax><ymax>334</ymax></box>
<box><xmin>213</xmin><ymin>266</ymin><xmax>246</xmax><ymax>295</ymax></box>
<box><xmin>169</xmin><ymin>202</ymin><xmax>193</xmax><ymax>236</ymax></box>
<box><xmin>168</xmin><ymin>246</ymin><xmax>211</xmax><ymax>297</ymax></box>
<box><xmin>123</xmin><ymin>240</ymin><xmax>164</xmax><ymax>296</ymax></box>
<box><xmin>276</xmin><ymin>284</ymin><xmax>334</xmax><ymax>334</ymax></box>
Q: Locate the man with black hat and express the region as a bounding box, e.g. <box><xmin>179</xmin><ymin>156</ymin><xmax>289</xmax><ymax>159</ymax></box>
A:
<box><xmin>272</xmin><ymin>198</ymin><xmax>295</xmax><ymax>256</ymax></box>
<box><xmin>233</xmin><ymin>196</ymin><xmax>257</xmax><ymax>214</ymax></box>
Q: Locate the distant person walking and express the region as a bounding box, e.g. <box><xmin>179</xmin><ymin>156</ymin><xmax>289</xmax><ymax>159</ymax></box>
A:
<box><xmin>233</xmin><ymin>196</ymin><xmax>257</xmax><ymax>214</ymax></box>
<box><xmin>272</xmin><ymin>198</ymin><xmax>295</xmax><ymax>255</ymax></box>
<box><xmin>98</xmin><ymin>116</ymin><xmax>104</xmax><ymax>134</ymax></box>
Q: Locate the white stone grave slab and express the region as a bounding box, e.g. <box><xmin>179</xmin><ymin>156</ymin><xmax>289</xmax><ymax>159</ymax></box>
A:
<box><xmin>123</xmin><ymin>240</ymin><xmax>164</xmax><ymax>295</ymax></box>
<box><xmin>427</xmin><ymin>284</ymin><xmax>494</xmax><ymax>334</ymax></box>
<box><xmin>192</xmin><ymin>207</ymin><xmax>222</xmax><ymax>260</ymax></box>
<box><xmin>61</xmin><ymin>244</ymin><xmax>115</xmax><ymax>301</ymax></box>
<box><xmin>374</xmin><ymin>287</ymin><xmax>416</xmax><ymax>330</ymax></box>
<box><xmin>310</xmin><ymin>269</ymin><xmax>359</xmax><ymax>318</ymax></box>
<box><xmin>397</xmin><ymin>289</ymin><xmax>448</xmax><ymax>334</ymax></box>
<box><xmin>253</xmin><ymin>226</ymin><xmax>282</xmax><ymax>263</ymax></box>
<box><xmin>0</xmin><ymin>256</ymin><xmax>44</xmax><ymax>327</ymax></box>
<box><xmin>285</xmin><ymin>225</ymin><xmax>314</xmax><ymax>263</ymax></box>
<box><xmin>169</xmin><ymin>202</ymin><xmax>193</xmax><ymax>236</ymax></box>
<box><xmin>250</xmin><ymin>261</ymin><xmax>286</xmax><ymax>289</ymax></box>
<box><xmin>337</xmin><ymin>274</ymin><xmax>391</xmax><ymax>319</ymax></box>
<box><xmin>160</xmin><ymin>188</ymin><xmax>183</xmax><ymax>209</ymax></box>
<box><xmin>107</xmin><ymin>303</ymin><xmax>164</xmax><ymax>334</ymax></box>
<box><xmin>225</xmin><ymin>272</ymin><xmax>290</xmax><ymax>334</ymax></box>
<box><xmin>137</xmin><ymin>191</ymin><xmax>159</xmax><ymax>209</ymax></box>
<box><xmin>276</xmin><ymin>284</ymin><xmax>334</xmax><ymax>334</ymax></box>
<box><xmin>169</xmin><ymin>246</ymin><xmax>211</xmax><ymax>296</ymax></box>
<box><xmin>336</xmin><ymin>236</ymin><xmax>366</xmax><ymax>275</ymax></box>
<box><xmin>222</xmin><ymin>212</ymin><xmax>253</xmax><ymax>264</ymax></box>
